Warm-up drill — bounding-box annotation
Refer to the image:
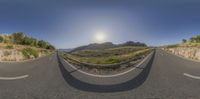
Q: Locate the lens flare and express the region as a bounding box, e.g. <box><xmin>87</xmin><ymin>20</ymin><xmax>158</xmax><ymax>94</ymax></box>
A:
<box><xmin>95</xmin><ymin>32</ymin><xmax>106</xmax><ymax>43</ymax></box>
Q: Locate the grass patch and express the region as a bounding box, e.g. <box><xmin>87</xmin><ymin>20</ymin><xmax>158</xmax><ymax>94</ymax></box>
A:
<box><xmin>105</xmin><ymin>57</ymin><xmax>120</xmax><ymax>64</ymax></box>
<box><xmin>71</xmin><ymin>46</ymin><xmax>148</xmax><ymax>57</ymax></box>
<box><xmin>3</xmin><ymin>51</ymin><xmax>11</xmax><ymax>56</ymax></box>
<box><xmin>5</xmin><ymin>45</ymin><xmax>14</xmax><ymax>49</ymax></box>
<box><xmin>166</xmin><ymin>44</ymin><xmax>179</xmax><ymax>48</ymax></box>
<box><xmin>21</xmin><ymin>48</ymin><xmax>38</xmax><ymax>59</ymax></box>
<box><xmin>64</xmin><ymin>47</ymin><xmax>151</xmax><ymax>64</ymax></box>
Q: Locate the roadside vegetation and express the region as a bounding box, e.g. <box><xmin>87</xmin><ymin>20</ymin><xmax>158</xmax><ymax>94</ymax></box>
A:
<box><xmin>165</xmin><ymin>35</ymin><xmax>200</xmax><ymax>48</ymax></box>
<box><xmin>164</xmin><ymin>34</ymin><xmax>200</xmax><ymax>60</ymax></box>
<box><xmin>63</xmin><ymin>46</ymin><xmax>151</xmax><ymax>64</ymax></box>
<box><xmin>0</xmin><ymin>32</ymin><xmax>55</xmax><ymax>50</ymax></box>
<box><xmin>61</xmin><ymin>41</ymin><xmax>151</xmax><ymax>75</ymax></box>
<box><xmin>22</xmin><ymin>48</ymin><xmax>39</xmax><ymax>59</ymax></box>
<box><xmin>0</xmin><ymin>32</ymin><xmax>55</xmax><ymax>61</ymax></box>
<box><xmin>180</xmin><ymin>35</ymin><xmax>200</xmax><ymax>47</ymax></box>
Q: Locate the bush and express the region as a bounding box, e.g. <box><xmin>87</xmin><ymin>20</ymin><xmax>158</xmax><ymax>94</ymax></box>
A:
<box><xmin>1</xmin><ymin>32</ymin><xmax>55</xmax><ymax>50</ymax></box>
<box><xmin>3</xmin><ymin>51</ymin><xmax>11</xmax><ymax>56</ymax></box>
<box><xmin>189</xmin><ymin>35</ymin><xmax>200</xmax><ymax>43</ymax></box>
<box><xmin>166</xmin><ymin>44</ymin><xmax>179</xmax><ymax>48</ymax></box>
<box><xmin>105</xmin><ymin>57</ymin><xmax>120</xmax><ymax>64</ymax></box>
<box><xmin>22</xmin><ymin>36</ymin><xmax>33</xmax><ymax>45</ymax></box>
<box><xmin>3</xmin><ymin>39</ymin><xmax>9</xmax><ymax>43</ymax></box>
<box><xmin>22</xmin><ymin>48</ymin><xmax>38</xmax><ymax>59</ymax></box>
<box><xmin>46</xmin><ymin>45</ymin><xmax>55</xmax><ymax>50</ymax></box>
<box><xmin>5</xmin><ymin>45</ymin><xmax>14</xmax><ymax>49</ymax></box>
<box><xmin>38</xmin><ymin>40</ymin><xmax>48</xmax><ymax>48</ymax></box>
<box><xmin>182</xmin><ymin>39</ymin><xmax>187</xmax><ymax>43</ymax></box>
<box><xmin>12</xmin><ymin>32</ymin><xmax>25</xmax><ymax>44</ymax></box>
<box><xmin>22</xmin><ymin>36</ymin><xmax>38</xmax><ymax>46</ymax></box>
<box><xmin>0</xmin><ymin>36</ymin><xmax>3</xmax><ymax>43</ymax></box>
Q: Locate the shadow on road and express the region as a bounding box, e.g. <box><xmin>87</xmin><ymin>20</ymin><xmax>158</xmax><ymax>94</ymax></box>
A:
<box><xmin>57</xmin><ymin>51</ymin><xmax>155</xmax><ymax>93</ymax></box>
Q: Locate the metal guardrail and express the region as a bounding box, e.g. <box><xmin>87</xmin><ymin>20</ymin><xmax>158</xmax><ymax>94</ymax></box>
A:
<box><xmin>64</xmin><ymin>55</ymin><xmax>140</xmax><ymax>69</ymax></box>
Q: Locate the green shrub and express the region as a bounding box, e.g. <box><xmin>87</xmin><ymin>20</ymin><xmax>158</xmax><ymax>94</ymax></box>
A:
<box><xmin>3</xmin><ymin>39</ymin><xmax>8</xmax><ymax>43</ymax></box>
<box><xmin>190</xmin><ymin>35</ymin><xmax>200</xmax><ymax>43</ymax></box>
<box><xmin>166</xmin><ymin>44</ymin><xmax>179</xmax><ymax>48</ymax></box>
<box><xmin>22</xmin><ymin>48</ymin><xmax>38</xmax><ymax>59</ymax></box>
<box><xmin>3</xmin><ymin>51</ymin><xmax>11</xmax><ymax>56</ymax></box>
<box><xmin>12</xmin><ymin>32</ymin><xmax>25</xmax><ymax>44</ymax></box>
<box><xmin>0</xmin><ymin>36</ymin><xmax>3</xmax><ymax>43</ymax></box>
<box><xmin>105</xmin><ymin>57</ymin><xmax>120</xmax><ymax>64</ymax></box>
<box><xmin>38</xmin><ymin>40</ymin><xmax>48</xmax><ymax>48</ymax></box>
<box><xmin>11</xmin><ymin>32</ymin><xmax>55</xmax><ymax>49</ymax></box>
<box><xmin>46</xmin><ymin>45</ymin><xmax>55</xmax><ymax>50</ymax></box>
<box><xmin>5</xmin><ymin>45</ymin><xmax>14</xmax><ymax>49</ymax></box>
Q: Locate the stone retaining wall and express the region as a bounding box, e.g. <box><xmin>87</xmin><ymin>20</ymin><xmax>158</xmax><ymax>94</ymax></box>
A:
<box><xmin>166</xmin><ymin>47</ymin><xmax>200</xmax><ymax>60</ymax></box>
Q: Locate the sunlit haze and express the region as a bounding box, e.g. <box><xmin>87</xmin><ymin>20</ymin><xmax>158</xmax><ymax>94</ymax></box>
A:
<box><xmin>94</xmin><ymin>32</ymin><xmax>107</xmax><ymax>43</ymax></box>
<box><xmin>0</xmin><ymin>0</ymin><xmax>200</xmax><ymax>48</ymax></box>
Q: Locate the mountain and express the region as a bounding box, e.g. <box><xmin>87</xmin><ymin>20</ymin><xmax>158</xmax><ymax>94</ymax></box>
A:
<box><xmin>71</xmin><ymin>41</ymin><xmax>147</xmax><ymax>52</ymax></box>
<box><xmin>119</xmin><ymin>41</ymin><xmax>147</xmax><ymax>47</ymax></box>
<box><xmin>71</xmin><ymin>42</ymin><xmax>116</xmax><ymax>52</ymax></box>
<box><xmin>59</xmin><ymin>48</ymin><xmax>73</xmax><ymax>52</ymax></box>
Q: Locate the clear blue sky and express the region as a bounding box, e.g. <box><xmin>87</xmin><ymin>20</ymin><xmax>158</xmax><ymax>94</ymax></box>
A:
<box><xmin>0</xmin><ymin>0</ymin><xmax>200</xmax><ymax>48</ymax></box>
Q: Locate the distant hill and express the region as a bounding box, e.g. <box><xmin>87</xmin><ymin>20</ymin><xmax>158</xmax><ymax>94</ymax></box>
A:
<box><xmin>119</xmin><ymin>41</ymin><xmax>147</xmax><ymax>47</ymax></box>
<box><xmin>71</xmin><ymin>42</ymin><xmax>116</xmax><ymax>52</ymax></box>
<box><xmin>59</xmin><ymin>48</ymin><xmax>73</xmax><ymax>52</ymax></box>
<box><xmin>71</xmin><ymin>41</ymin><xmax>147</xmax><ymax>52</ymax></box>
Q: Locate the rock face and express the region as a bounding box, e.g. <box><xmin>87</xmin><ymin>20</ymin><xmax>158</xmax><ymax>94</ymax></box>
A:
<box><xmin>166</xmin><ymin>47</ymin><xmax>200</xmax><ymax>60</ymax></box>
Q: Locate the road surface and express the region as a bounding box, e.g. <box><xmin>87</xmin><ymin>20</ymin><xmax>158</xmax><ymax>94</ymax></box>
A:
<box><xmin>0</xmin><ymin>49</ymin><xmax>200</xmax><ymax>99</ymax></box>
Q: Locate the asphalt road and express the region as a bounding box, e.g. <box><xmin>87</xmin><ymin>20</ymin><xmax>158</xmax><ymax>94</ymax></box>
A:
<box><xmin>0</xmin><ymin>49</ymin><xmax>200</xmax><ymax>99</ymax></box>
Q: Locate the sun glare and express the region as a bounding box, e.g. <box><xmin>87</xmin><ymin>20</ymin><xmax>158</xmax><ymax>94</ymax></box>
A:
<box><xmin>95</xmin><ymin>32</ymin><xmax>106</xmax><ymax>43</ymax></box>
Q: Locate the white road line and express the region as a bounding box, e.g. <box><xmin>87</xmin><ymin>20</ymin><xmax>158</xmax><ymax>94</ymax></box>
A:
<box><xmin>63</xmin><ymin>52</ymin><xmax>153</xmax><ymax>78</ymax></box>
<box><xmin>0</xmin><ymin>75</ymin><xmax>29</xmax><ymax>80</ymax></box>
<box><xmin>183</xmin><ymin>73</ymin><xmax>200</xmax><ymax>80</ymax></box>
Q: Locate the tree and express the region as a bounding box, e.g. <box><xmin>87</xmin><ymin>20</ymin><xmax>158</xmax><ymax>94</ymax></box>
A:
<box><xmin>190</xmin><ymin>37</ymin><xmax>195</xmax><ymax>43</ymax></box>
<box><xmin>38</xmin><ymin>40</ymin><xmax>48</xmax><ymax>48</ymax></box>
<box><xmin>196</xmin><ymin>35</ymin><xmax>200</xmax><ymax>43</ymax></box>
<box><xmin>46</xmin><ymin>45</ymin><xmax>55</xmax><ymax>50</ymax></box>
<box><xmin>22</xmin><ymin>36</ymin><xmax>32</xmax><ymax>45</ymax></box>
<box><xmin>190</xmin><ymin>35</ymin><xmax>200</xmax><ymax>43</ymax></box>
<box><xmin>0</xmin><ymin>36</ymin><xmax>3</xmax><ymax>43</ymax></box>
<box><xmin>182</xmin><ymin>39</ymin><xmax>187</xmax><ymax>43</ymax></box>
<box><xmin>12</xmin><ymin>32</ymin><xmax>25</xmax><ymax>44</ymax></box>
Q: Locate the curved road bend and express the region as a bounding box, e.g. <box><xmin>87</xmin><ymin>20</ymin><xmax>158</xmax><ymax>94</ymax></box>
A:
<box><xmin>0</xmin><ymin>49</ymin><xmax>200</xmax><ymax>99</ymax></box>
<box><xmin>58</xmin><ymin>51</ymin><xmax>155</xmax><ymax>85</ymax></box>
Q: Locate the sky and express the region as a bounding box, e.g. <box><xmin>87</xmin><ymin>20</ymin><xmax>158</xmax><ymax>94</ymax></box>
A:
<box><xmin>0</xmin><ymin>0</ymin><xmax>200</xmax><ymax>48</ymax></box>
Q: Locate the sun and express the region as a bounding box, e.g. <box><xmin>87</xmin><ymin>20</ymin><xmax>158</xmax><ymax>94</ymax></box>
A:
<box><xmin>95</xmin><ymin>32</ymin><xmax>106</xmax><ymax>43</ymax></box>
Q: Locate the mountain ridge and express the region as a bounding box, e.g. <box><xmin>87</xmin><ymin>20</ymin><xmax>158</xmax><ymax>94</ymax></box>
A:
<box><xmin>71</xmin><ymin>41</ymin><xmax>147</xmax><ymax>52</ymax></box>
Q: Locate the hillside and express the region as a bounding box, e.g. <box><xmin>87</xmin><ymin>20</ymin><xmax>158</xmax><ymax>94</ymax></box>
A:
<box><xmin>62</xmin><ymin>40</ymin><xmax>150</xmax><ymax>64</ymax></box>
<box><xmin>0</xmin><ymin>32</ymin><xmax>55</xmax><ymax>61</ymax></box>
<box><xmin>66</xmin><ymin>46</ymin><xmax>150</xmax><ymax>64</ymax></box>
<box><xmin>71</xmin><ymin>41</ymin><xmax>147</xmax><ymax>52</ymax></box>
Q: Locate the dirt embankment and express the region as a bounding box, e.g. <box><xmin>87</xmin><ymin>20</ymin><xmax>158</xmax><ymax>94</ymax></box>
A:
<box><xmin>0</xmin><ymin>48</ymin><xmax>52</xmax><ymax>61</ymax></box>
<box><xmin>0</xmin><ymin>44</ymin><xmax>53</xmax><ymax>62</ymax></box>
